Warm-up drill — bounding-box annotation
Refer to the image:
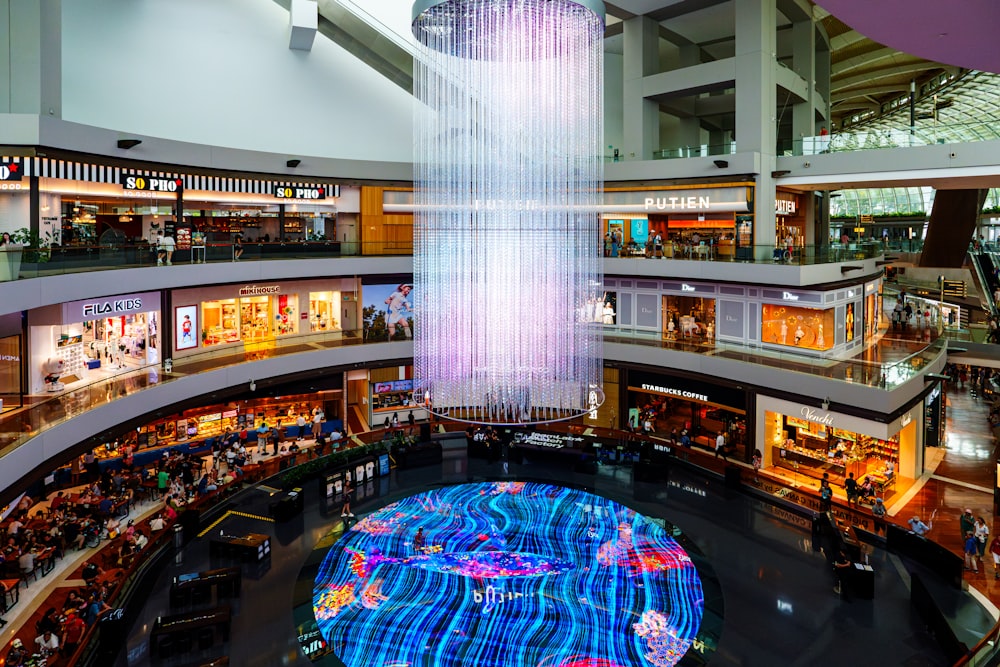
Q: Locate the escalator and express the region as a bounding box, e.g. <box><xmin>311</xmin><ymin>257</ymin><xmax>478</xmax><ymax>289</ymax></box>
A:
<box><xmin>272</xmin><ymin>0</ymin><xmax>414</xmax><ymax>93</ymax></box>
<box><xmin>970</xmin><ymin>251</ymin><xmax>999</xmax><ymax>314</ymax></box>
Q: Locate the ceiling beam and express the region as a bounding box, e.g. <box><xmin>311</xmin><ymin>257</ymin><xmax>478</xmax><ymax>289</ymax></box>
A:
<box><xmin>834</xmin><ymin>61</ymin><xmax>935</xmax><ymax>90</ymax></box>
<box><xmin>832</xmin><ymin>46</ymin><xmax>901</xmax><ymax>76</ymax></box>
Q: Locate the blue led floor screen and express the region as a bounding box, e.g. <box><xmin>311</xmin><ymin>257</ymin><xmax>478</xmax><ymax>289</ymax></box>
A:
<box><xmin>312</xmin><ymin>481</ymin><xmax>704</xmax><ymax>667</ymax></box>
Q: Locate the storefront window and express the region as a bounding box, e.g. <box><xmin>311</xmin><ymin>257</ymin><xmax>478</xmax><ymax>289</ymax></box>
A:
<box><xmin>202</xmin><ymin>299</ymin><xmax>240</xmax><ymax>346</ymax></box>
<box><xmin>240</xmin><ymin>296</ymin><xmax>272</xmax><ymax>342</ymax></box>
<box><xmin>276</xmin><ymin>295</ymin><xmax>298</xmax><ymax>336</ymax></box>
<box><xmin>663</xmin><ymin>295</ymin><xmax>715</xmax><ymax>342</ymax></box>
<box><xmin>761</xmin><ymin>303</ymin><xmax>834</xmax><ymax>351</ymax></box>
<box><xmin>0</xmin><ymin>335</ymin><xmax>22</xmax><ymax>411</ymax></box>
<box><xmin>309</xmin><ymin>291</ymin><xmax>341</xmax><ymax>332</ymax></box>
<box><xmin>764</xmin><ymin>410</ymin><xmax>900</xmax><ymax>493</ymax></box>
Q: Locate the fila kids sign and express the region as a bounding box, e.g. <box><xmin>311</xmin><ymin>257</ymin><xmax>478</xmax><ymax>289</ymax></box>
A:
<box><xmin>121</xmin><ymin>175</ymin><xmax>183</xmax><ymax>192</ymax></box>
<box><xmin>274</xmin><ymin>185</ymin><xmax>326</xmax><ymax>200</ymax></box>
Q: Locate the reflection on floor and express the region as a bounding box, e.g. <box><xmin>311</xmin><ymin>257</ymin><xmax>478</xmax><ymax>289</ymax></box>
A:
<box><xmin>122</xmin><ymin>455</ymin><xmax>969</xmax><ymax>667</ymax></box>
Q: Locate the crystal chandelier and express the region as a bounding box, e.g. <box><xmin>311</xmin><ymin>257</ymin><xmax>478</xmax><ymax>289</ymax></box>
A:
<box><xmin>412</xmin><ymin>0</ymin><xmax>605</xmax><ymax>424</ymax></box>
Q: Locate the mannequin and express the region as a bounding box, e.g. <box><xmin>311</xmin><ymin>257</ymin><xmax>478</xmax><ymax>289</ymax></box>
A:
<box><xmin>43</xmin><ymin>358</ymin><xmax>66</xmax><ymax>392</ymax></box>
<box><xmin>109</xmin><ymin>337</ymin><xmax>126</xmax><ymax>369</ymax></box>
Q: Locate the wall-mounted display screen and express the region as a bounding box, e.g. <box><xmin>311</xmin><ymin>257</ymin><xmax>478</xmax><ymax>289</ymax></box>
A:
<box><xmin>313</xmin><ymin>482</ymin><xmax>706</xmax><ymax>667</ymax></box>
<box><xmin>175</xmin><ymin>305</ymin><xmax>198</xmax><ymax>350</ymax></box>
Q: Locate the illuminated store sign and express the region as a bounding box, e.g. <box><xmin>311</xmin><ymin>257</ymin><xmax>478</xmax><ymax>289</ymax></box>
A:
<box><xmin>513</xmin><ymin>432</ymin><xmax>584</xmax><ymax>449</ymax></box>
<box><xmin>0</xmin><ymin>355</ymin><xmax>19</xmax><ymax>362</ymax></box>
<box><xmin>782</xmin><ymin>292</ymin><xmax>800</xmax><ymax>301</ymax></box>
<box><xmin>82</xmin><ymin>298</ymin><xmax>143</xmax><ymax>318</ymax></box>
<box><xmin>799</xmin><ymin>406</ymin><xmax>834</xmax><ymax>427</ymax></box>
<box><xmin>641</xmin><ymin>383</ymin><xmax>709</xmax><ymax>403</ymax></box>
<box><xmin>238</xmin><ymin>285</ymin><xmax>281</xmax><ymax>297</ymax></box>
<box><xmin>900</xmin><ymin>412</ymin><xmax>912</xmax><ymax>427</ymax></box>
<box><xmin>681</xmin><ymin>284</ymin><xmax>695</xmax><ymax>292</ymax></box>
<box><xmin>0</xmin><ymin>161</ymin><xmax>22</xmax><ymax>181</ymax></box>
<box><xmin>274</xmin><ymin>185</ymin><xmax>327</xmax><ymax>200</ymax></box>
<box><xmin>644</xmin><ymin>196</ymin><xmax>711</xmax><ymax>211</ymax></box>
<box><xmin>0</xmin><ymin>183</ymin><xmax>25</xmax><ymax>190</ymax></box>
<box><xmin>775</xmin><ymin>199</ymin><xmax>797</xmax><ymax>215</ymax></box>
<box><xmin>63</xmin><ymin>292</ymin><xmax>160</xmax><ymax>323</ymax></box>
<box><xmin>121</xmin><ymin>175</ymin><xmax>183</xmax><ymax>192</ymax></box>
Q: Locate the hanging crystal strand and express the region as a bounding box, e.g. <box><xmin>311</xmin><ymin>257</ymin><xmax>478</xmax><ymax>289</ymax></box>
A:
<box><xmin>413</xmin><ymin>0</ymin><xmax>604</xmax><ymax>425</ymax></box>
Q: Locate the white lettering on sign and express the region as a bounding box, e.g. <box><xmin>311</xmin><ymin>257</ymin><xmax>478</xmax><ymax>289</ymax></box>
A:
<box><xmin>725</xmin><ymin>315</ymin><xmax>737</xmax><ymax>322</ymax></box>
<box><xmin>681</xmin><ymin>284</ymin><xmax>696</xmax><ymax>292</ymax></box>
<box><xmin>275</xmin><ymin>186</ymin><xmax>326</xmax><ymax>200</ymax></box>
<box><xmin>782</xmin><ymin>291</ymin><xmax>800</xmax><ymax>301</ymax></box>
<box><xmin>0</xmin><ymin>355</ymin><xmax>19</xmax><ymax>362</ymax></box>
<box><xmin>799</xmin><ymin>406</ymin><xmax>834</xmax><ymax>426</ymax></box>
<box><xmin>473</xmin><ymin>586</ymin><xmax>524</xmax><ymax>607</ymax></box>
<box><xmin>0</xmin><ymin>183</ymin><xmax>25</xmax><ymax>190</ymax></box>
<box><xmin>82</xmin><ymin>298</ymin><xmax>143</xmax><ymax>318</ymax></box>
<box><xmin>775</xmin><ymin>199</ymin><xmax>797</xmax><ymax>215</ymax></box>
<box><xmin>900</xmin><ymin>412</ymin><xmax>912</xmax><ymax>427</ymax></box>
<box><xmin>643</xmin><ymin>196</ymin><xmax>711</xmax><ymax>211</ymax></box>
<box><xmin>588</xmin><ymin>389</ymin><xmax>599</xmax><ymax>419</ymax></box>
<box><xmin>238</xmin><ymin>285</ymin><xmax>281</xmax><ymax>297</ymax></box>
<box><xmin>847</xmin><ymin>290</ymin><xmax>855</xmax><ymax>298</ymax></box>
<box><xmin>514</xmin><ymin>432</ymin><xmax>583</xmax><ymax>449</ymax></box>
<box><xmin>123</xmin><ymin>176</ymin><xmax>180</xmax><ymax>192</ymax></box>
<box><xmin>640</xmin><ymin>383</ymin><xmax>709</xmax><ymax>403</ymax></box>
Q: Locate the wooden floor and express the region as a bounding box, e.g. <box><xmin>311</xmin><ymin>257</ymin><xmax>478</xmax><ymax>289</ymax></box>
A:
<box><xmin>897</xmin><ymin>384</ymin><xmax>999</xmax><ymax>596</ymax></box>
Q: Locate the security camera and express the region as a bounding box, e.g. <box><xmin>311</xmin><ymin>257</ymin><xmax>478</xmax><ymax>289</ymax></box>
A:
<box><xmin>250</xmin><ymin>380</ymin><xmax>256</xmax><ymax>392</ymax></box>
<box><xmin>949</xmin><ymin>152</ymin><xmax>957</xmax><ymax>158</ymax></box>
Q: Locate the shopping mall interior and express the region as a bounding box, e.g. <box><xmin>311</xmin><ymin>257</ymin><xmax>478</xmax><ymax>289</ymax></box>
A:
<box><xmin>1</xmin><ymin>0</ymin><xmax>1000</xmax><ymax>666</ymax></box>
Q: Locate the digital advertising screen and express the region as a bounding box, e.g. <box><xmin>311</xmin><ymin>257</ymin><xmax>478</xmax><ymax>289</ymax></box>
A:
<box><xmin>313</xmin><ymin>482</ymin><xmax>705</xmax><ymax>667</ymax></box>
<box><xmin>175</xmin><ymin>305</ymin><xmax>198</xmax><ymax>350</ymax></box>
<box><xmin>362</xmin><ymin>282</ymin><xmax>414</xmax><ymax>341</ymax></box>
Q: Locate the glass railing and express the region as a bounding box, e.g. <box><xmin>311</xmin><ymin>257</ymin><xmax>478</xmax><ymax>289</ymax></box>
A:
<box><xmin>0</xmin><ymin>321</ymin><xmax>947</xmax><ymax>473</ymax></box>
<box><xmin>0</xmin><ymin>326</ymin><xmax>382</xmax><ymax>457</ymax></box>
<box><xmin>652</xmin><ymin>142</ymin><xmax>737</xmax><ymax>160</ymax></box>
<box><xmin>607</xmin><ymin>335</ymin><xmax>946</xmax><ymax>392</ymax></box>
<box><xmin>792</xmin><ymin>122</ymin><xmax>1000</xmax><ymax>156</ymax></box>
<box><xmin>606</xmin><ymin>242</ymin><xmax>885</xmax><ymax>264</ymax></box>
<box><xmin>0</xmin><ymin>240</ymin><xmax>413</xmax><ymax>281</ymax></box>
<box><xmin>0</xmin><ymin>238</ymin><xmax>882</xmax><ymax>284</ymax></box>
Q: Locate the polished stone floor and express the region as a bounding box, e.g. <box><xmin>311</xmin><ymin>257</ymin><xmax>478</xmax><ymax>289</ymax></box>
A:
<box><xmin>118</xmin><ymin>452</ymin><xmax>979</xmax><ymax>667</ymax></box>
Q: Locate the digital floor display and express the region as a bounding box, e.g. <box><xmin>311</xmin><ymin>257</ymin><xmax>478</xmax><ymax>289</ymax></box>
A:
<box><xmin>312</xmin><ymin>482</ymin><xmax>704</xmax><ymax>666</ymax></box>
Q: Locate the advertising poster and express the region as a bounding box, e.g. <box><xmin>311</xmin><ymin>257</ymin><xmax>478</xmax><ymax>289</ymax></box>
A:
<box><xmin>175</xmin><ymin>305</ymin><xmax>198</xmax><ymax>350</ymax></box>
<box><xmin>363</xmin><ymin>283</ymin><xmax>414</xmax><ymax>341</ymax></box>
<box><xmin>602</xmin><ymin>292</ymin><xmax>617</xmax><ymax>325</ymax></box>
<box><xmin>630</xmin><ymin>219</ymin><xmax>649</xmax><ymax>246</ymax></box>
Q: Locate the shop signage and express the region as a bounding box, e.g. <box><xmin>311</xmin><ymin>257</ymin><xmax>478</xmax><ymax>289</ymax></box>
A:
<box><xmin>0</xmin><ymin>161</ymin><xmax>22</xmax><ymax>181</ymax></box>
<box><xmin>0</xmin><ymin>354</ymin><xmax>19</xmax><ymax>362</ymax></box>
<box><xmin>644</xmin><ymin>196</ymin><xmax>711</xmax><ymax>211</ymax></box>
<box><xmin>513</xmin><ymin>432</ymin><xmax>584</xmax><ymax>449</ymax></box>
<box><xmin>775</xmin><ymin>199</ymin><xmax>797</xmax><ymax>215</ymax></box>
<box><xmin>82</xmin><ymin>297</ymin><xmax>143</xmax><ymax>318</ymax></box>
<box><xmin>681</xmin><ymin>284</ymin><xmax>695</xmax><ymax>292</ymax></box>
<box><xmin>238</xmin><ymin>285</ymin><xmax>281</xmax><ymax>297</ymax></box>
<box><xmin>274</xmin><ymin>185</ymin><xmax>327</xmax><ymax>200</ymax></box>
<box><xmin>63</xmin><ymin>292</ymin><xmax>159</xmax><ymax>323</ymax></box>
<box><xmin>799</xmin><ymin>406</ymin><xmax>834</xmax><ymax>426</ymax></box>
<box><xmin>900</xmin><ymin>412</ymin><xmax>912</xmax><ymax>427</ymax></box>
<box><xmin>588</xmin><ymin>388</ymin><xmax>600</xmax><ymax>419</ymax></box>
<box><xmin>847</xmin><ymin>289</ymin><xmax>856</xmax><ymax>298</ymax></box>
<box><xmin>121</xmin><ymin>175</ymin><xmax>183</xmax><ymax>193</ymax></box>
<box><xmin>640</xmin><ymin>383</ymin><xmax>709</xmax><ymax>403</ymax></box>
<box><xmin>782</xmin><ymin>292</ymin><xmax>800</xmax><ymax>301</ymax></box>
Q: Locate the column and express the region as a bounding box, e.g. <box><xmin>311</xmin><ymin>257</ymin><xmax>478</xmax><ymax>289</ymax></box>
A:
<box><xmin>622</xmin><ymin>16</ymin><xmax>660</xmax><ymax>161</ymax></box>
<box><xmin>791</xmin><ymin>20</ymin><xmax>817</xmax><ymax>149</ymax></box>
<box><xmin>1</xmin><ymin>0</ymin><xmax>61</xmax><ymax>116</ymax></box>
<box><xmin>735</xmin><ymin>0</ymin><xmax>777</xmax><ymax>249</ymax></box>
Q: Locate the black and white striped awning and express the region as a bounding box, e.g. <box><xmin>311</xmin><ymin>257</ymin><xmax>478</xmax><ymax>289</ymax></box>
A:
<box><xmin>1</xmin><ymin>156</ymin><xmax>339</xmax><ymax>197</ymax></box>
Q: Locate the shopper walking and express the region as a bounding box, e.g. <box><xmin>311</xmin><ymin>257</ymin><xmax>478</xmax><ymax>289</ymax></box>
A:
<box><xmin>341</xmin><ymin>480</ymin><xmax>354</xmax><ymax>519</ymax></box>
<box><xmin>990</xmin><ymin>535</ymin><xmax>1000</xmax><ymax>579</ymax></box>
<box><xmin>965</xmin><ymin>532</ymin><xmax>980</xmax><ymax>573</ymax></box>
<box><xmin>871</xmin><ymin>498</ymin><xmax>887</xmax><ymax>534</ymax></box>
<box><xmin>844</xmin><ymin>472</ymin><xmax>859</xmax><ymax>507</ymax></box>
<box><xmin>975</xmin><ymin>516</ymin><xmax>990</xmax><ymax>559</ymax></box>
<box><xmin>960</xmin><ymin>508</ymin><xmax>976</xmax><ymax>540</ymax></box>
